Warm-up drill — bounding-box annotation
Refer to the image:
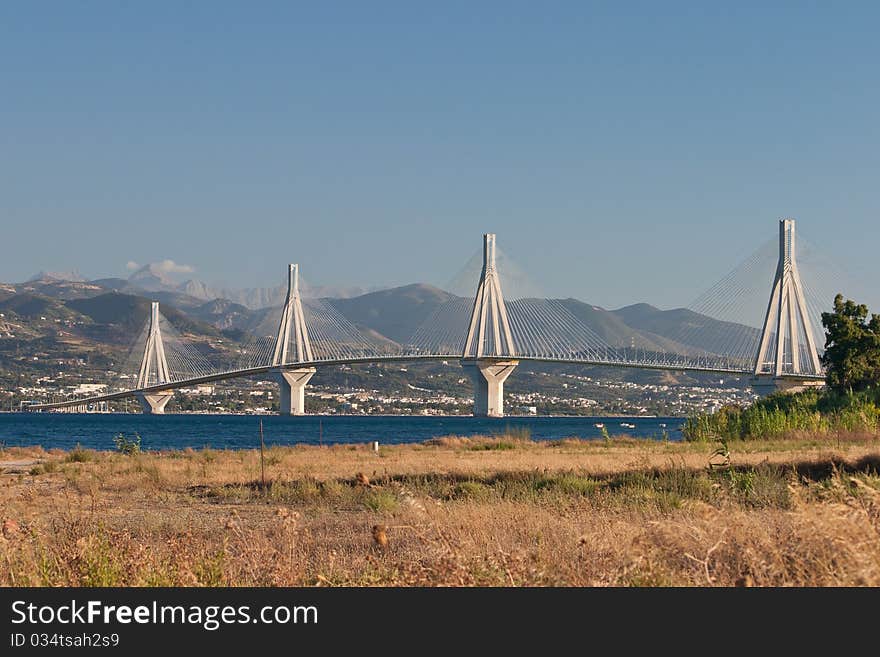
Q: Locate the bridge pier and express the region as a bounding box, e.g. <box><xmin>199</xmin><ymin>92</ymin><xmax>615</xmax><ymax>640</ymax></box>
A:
<box><xmin>749</xmin><ymin>375</ymin><xmax>825</xmax><ymax>396</ymax></box>
<box><xmin>277</xmin><ymin>368</ymin><xmax>316</xmax><ymax>416</ymax></box>
<box><xmin>462</xmin><ymin>359</ymin><xmax>518</xmax><ymax>418</ymax></box>
<box><xmin>135</xmin><ymin>392</ymin><xmax>174</xmax><ymax>415</ymax></box>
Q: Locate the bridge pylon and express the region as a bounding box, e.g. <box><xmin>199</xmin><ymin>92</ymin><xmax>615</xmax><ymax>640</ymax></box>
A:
<box><xmin>272</xmin><ymin>264</ymin><xmax>316</xmax><ymax>415</ymax></box>
<box><xmin>135</xmin><ymin>301</ymin><xmax>175</xmax><ymax>414</ymax></box>
<box><xmin>460</xmin><ymin>234</ymin><xmax>519</xmax><ymax>417</ymax></box>
<box><xmin>751</xmin><ymin>218</ymin><xmax>825</xmax><ymax>395</ymax></box>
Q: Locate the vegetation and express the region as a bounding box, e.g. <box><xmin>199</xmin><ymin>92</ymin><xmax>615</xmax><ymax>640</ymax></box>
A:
<box><xmin>113</xmin><ymin>432</ymin><xmax>142</xmax><ymax>456</ymax></box>
<box><xmin>685</xmin><ymin>295</ymin><xmax>880</xmax><ymax>442</ymax></box>
<box><xmin>65</xmin><ymin>443</ymin><xmax>94</xmax><ymax>463</ymax></box>
<box><xmin>2</xmin><ymin>436</ymin><xmax>879</xmax><ymax>586</ymax></box>
<box><xmin>684</xmin><ymin>388</ymin><xmax>880</xmax><ymax>441</ymax></box>
<box><xmin>821</xmin><ymin>294</ymin><xmax>880</xmax><ymax>393</ymax></box>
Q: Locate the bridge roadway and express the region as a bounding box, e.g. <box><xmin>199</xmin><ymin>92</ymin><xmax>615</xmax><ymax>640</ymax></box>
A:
<box><xmin>26</xmin><ymin>353</ymin><xmax>819</xmax><ymax>412</ymax></box>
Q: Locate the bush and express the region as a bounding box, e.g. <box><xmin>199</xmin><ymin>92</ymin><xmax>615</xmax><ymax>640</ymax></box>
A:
<box><xmin>30</xmin><ymin>461</ymin><xmax>59</xmax><ymax>476</ymax></box>
<box><xmin>113</xmin><ymin>433</ymin><xmax>141</xmax><ymax>456</ymax></box>
<box><xmin>537</xmin><ymin>473</ymin><xmax>602</xmax><ymax>496</ymax></box>
<box><xmin>683</xmin><ymin>388</ymin><xmax>880</xmax><ymax>441</ymax></box>
<box><xmin>66</xmin><ymin>444</ymin><xmax>94</xmax><ymax>463</ymax></box>
<box><xmin>361</xmin><ymin>489</ymin><xmax>399</xmax><ymax>512</ymax></box>
<box><xmin>721</xmin><ymin>466</ymin><xmax>791</xmax><ymax>509</ymax></box>
<box><xmin>452</xmin><ymin>481</ymin><xmax>492</xmax><ymax>500</ymax></box>
<box><xmin>470</xmin><ymin>440</ymin><xmax>518</xmax><ymax>451</ymax></box>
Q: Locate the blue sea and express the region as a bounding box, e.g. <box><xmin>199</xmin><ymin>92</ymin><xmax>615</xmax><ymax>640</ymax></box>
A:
<box><xmin>0</xmin><ymin>413</ymin><xmax>685</xmax><ymax>451</ymax></box>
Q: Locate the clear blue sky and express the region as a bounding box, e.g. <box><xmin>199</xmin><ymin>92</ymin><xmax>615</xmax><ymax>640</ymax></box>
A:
<box><xmin>2</xmin><ymin>2</ymin><xmax>878</xmax><ymax>309</ymax></box>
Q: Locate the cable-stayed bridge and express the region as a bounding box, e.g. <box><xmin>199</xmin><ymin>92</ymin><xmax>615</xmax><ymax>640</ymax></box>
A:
<box><xmin>29</xmin><ymin>219</ymin><xmax>832</xmax><ymax>417</ymax></box>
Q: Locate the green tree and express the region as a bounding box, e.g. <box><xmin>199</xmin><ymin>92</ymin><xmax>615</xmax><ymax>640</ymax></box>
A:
<box><xmin>821</xmin><ymin>294</ymin><xmax>880</xmax><ymax>393</ymax></box>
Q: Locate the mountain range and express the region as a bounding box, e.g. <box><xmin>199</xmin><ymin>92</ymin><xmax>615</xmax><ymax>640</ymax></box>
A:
<box><xmin>0</xmin><ymin>269</ymin><xmax>758</xmax><ymax>359</ymax></box>
<box><xmin>12</xmin><ymin>264</ymin><xmax>370</xmax><ymax>312</ymax></box>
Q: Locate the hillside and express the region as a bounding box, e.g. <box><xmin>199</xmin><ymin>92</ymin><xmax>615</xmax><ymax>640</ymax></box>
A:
<box><xmin>612</xmin><ymin>303</ymin><xmax>760</xmax><ymax>355</ymax></box>
<box><xmin>327</xmin><ymin>283</ymin><xmax>457</xmax><ymax>343</ymax></box>
<box><xmin>0</xmin><ymin>271</ymin><xmax>764</xmax><ymax>360</ymax></box>
<box><xmin>188</xmin><ymin>299</ymin><xmax>253</xmax><ymax>330</ymax></box>
<box><xmin>0</xmin><ymin>294</ymin><xmax>80</xmax><ymax>321</ymax></box>
<box><xmin>0</xmin><ymin>283</ymin><xmax>15</xmax><ymax>302</ymax></box>
<box><xmin>13</xmin><ymin>277</ymin><xmax>108</xmax><ymax>301</ymax></box>
<box><xmin>66</xmin><ymin>293</ymin><xmax>218</xmax><ymax>336</ymax></box>
<box><xmin>88</xmin><ymin>278</ymin><xmax>132</xmax><ymax>291</ymax></box>
<box><xmin>556</xmin><ymin>299</ymin><xmax>696</xmax><ymax>354</ymax></box>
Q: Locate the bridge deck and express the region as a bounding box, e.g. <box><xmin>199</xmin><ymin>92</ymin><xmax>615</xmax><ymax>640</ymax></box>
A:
<box><xmin>25</xmin><ymin>354</ymin><xmax>819</xmax><ymax>411</ymax></box>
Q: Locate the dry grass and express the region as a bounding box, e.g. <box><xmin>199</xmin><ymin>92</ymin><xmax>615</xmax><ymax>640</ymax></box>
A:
<box><xmin>1</xmin><ymin>435</ymin><xmax>879</xmax><ymax>586</ymax></box>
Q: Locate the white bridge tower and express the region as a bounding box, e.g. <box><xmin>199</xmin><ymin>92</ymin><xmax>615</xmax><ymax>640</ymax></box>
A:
<box><xmin>272</xmin><ymin>264</ymin><xmax>316</xmax><ymax>415</ymax></box>
<box><xmin>460</xmin><ymin>234</ymin><xmax>519</xmax><ymax>417</ymax></box>
<box><xmin>135</xmin><ymin>301</ymin><xmax>175</xmax><ymax>414</ymax></box>
<box><xmin>751</xmin><ymin>218</ymin><xmax>824</xmax><ymax>394</ymax></box>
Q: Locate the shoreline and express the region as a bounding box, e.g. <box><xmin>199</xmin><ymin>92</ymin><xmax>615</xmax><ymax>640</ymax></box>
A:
<box><xmin>2</xmin><ymin>432</ymin><xmax>876</xmax><ymax>456</ymax></box>
<box><xmin>0</xmin><ymin>410</ymin><xmax>678</xmax><ymax>418</ymax></box>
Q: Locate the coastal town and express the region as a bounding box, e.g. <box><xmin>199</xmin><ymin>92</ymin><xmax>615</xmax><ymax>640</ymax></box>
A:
<box><xmin>4</xmin><ymin>360</ymin><xmax>755</xmax><ymax>417</ymax></box>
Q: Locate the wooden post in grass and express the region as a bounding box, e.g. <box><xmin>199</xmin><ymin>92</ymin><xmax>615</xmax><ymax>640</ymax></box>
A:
<box><xmin>259</xmin><ymin>417</ymin><xmax>266</xmax><ymax>492</ymax></box>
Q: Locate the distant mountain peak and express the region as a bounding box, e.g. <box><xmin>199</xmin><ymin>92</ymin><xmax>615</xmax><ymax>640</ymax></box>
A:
<box><xmin>615</xmin><ymin>302</ymin><xmax>661</xmax><ymax>313</ymax></box>
<box><xmin>178</xmin><ymin>279</ymin><xmax>214</xmax><ymax>299</ymax></box>
<box><xmin>127</xmin><ymin>263</ymin><xmax>179</xmax><ymax>289</ymax></box>
<box><xmin>27</xmin><ymin>270</ymin><xmax>86</xmax><ymax>283</ymax></box>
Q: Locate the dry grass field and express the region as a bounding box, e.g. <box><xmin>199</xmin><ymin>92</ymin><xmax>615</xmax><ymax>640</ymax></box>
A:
<box><xmin>2</xmin><ymin>434</ymin><xmax>879</xmax><ymax>586</ymax></box>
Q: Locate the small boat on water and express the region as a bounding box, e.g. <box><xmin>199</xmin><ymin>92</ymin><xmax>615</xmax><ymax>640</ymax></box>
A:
<box><xmin>620</xmin><ymin>422</ymin><xmax>636</xmax><ymax>429</ymax></box>
<box><xmin>658</xmin><ymin>423</ymin><xmax>667</xmax><ymax>428</ymax></box>
<box><xmin>594</xmin><ymin>423</ymin><xmax>605</xmax><ymax>429</ymax></box>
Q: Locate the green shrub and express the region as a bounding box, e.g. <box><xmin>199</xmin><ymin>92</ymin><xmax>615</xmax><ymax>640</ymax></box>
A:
<box><xmin>76</xmin><ymin>532</ymin><xmax>126</xmax><ymax>586</ymax></box>
<box><xmin>537</xmin><ymin>473</ymin><xmax>602</xmax><ymax>496</ymax></box>
<box><xmin>113</xmin><ymin>433</ymin><xmax>141</xmax><ymax>456</ymax></box>
<box><xmin>684</xmin><ymin>388</ymin><xmax>880</xmax><ymax>441</ymax></box>
<box><xmin>452</xmin><ymin>480</ymin><xmax>492</xmax><ymax>500</ymax></box>
<box><xmin>362</xmin><ymin>489</ymin><xmax>399</xmax><ymax>512</ymax></box>
<box><xmin>721</xmin><ymin>466</ymin><xmax>791</xmax><ymax>509</ymax></box>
